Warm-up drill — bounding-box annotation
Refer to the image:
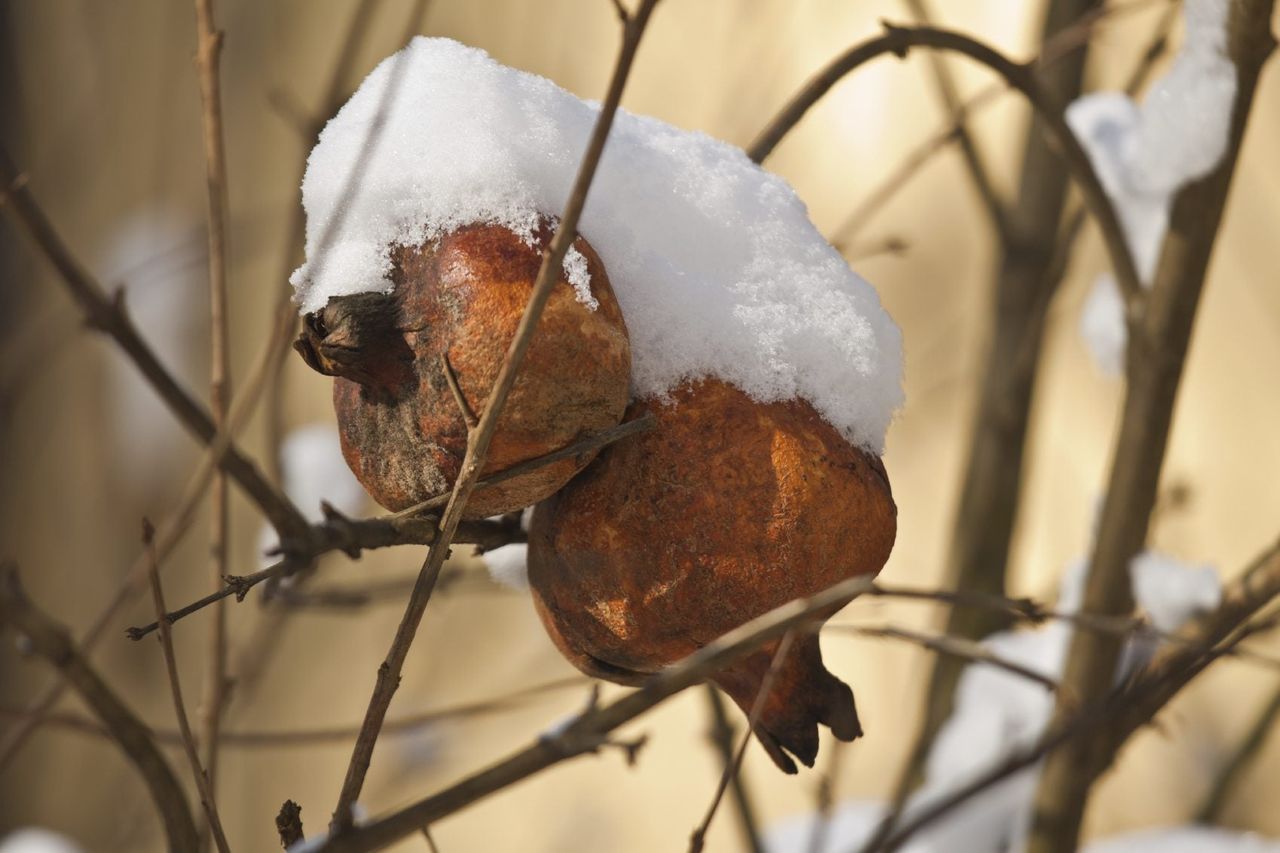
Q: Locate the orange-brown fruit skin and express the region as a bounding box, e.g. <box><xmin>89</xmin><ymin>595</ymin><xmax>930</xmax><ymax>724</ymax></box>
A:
<box><xmin>528</xmin><ymin>378</ymin><xmax>897</xmax><ymax>773</ymax></box>
<box><xmin>295</xmin><ymin>223</ymin><xmax>632</xmax><ymax>519</ymax></box>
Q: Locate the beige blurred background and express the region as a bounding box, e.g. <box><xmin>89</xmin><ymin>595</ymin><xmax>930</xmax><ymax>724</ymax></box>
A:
<box><xmin>2</xmin><ymin>1</ymin><xmax>1279</xmax><ymax>850</ymax></box>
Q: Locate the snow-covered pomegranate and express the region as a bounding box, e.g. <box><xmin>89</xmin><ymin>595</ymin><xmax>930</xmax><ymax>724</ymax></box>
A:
<box><xmin>294</xmin><ymin>222</ymin><xmax>631</xmax><ymax>518</ymax></box>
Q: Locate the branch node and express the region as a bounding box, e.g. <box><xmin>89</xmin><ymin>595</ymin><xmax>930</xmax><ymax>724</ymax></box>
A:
<box><xmin>879</xmin><ymin>20</ymin><xmax>912</xmax><ymax>58</ymax></box>
<box><xmin>223</xmin><ymin>574</ymin><xmax>256</xmax><ymax>603</ymax></box>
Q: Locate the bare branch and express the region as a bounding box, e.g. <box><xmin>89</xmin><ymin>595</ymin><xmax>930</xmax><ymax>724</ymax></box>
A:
<box><xmin>329</xmin><ymin>2</ymin><xmax>663</xmax><ymax>832</ymax></box>
<box><xmin>882</xmin><ymin>535</ymin><xmax>1280</xmax><ymax>852</ymax></box>
<box><xmin>125</xmin><ymin>416</ymin><xmax>649</xmax><ymax>639</ymax></box>
<box><xmin>1027</xmin><ymin>5</ymin><xmax>1278</xmax><ymax>848</ymax></box>
<box><xmin>0</xmin><ymin>564</ymin><xmax>198</xmax><ymax>851</ymax></box>
<box><xmin>304</xmin><ymin>573</ymin><xmax>872</xmax><ymax>852</ymax></box>
<box><xmin>747</xmin><ymin>21</ymin><xmax>1143</xmax><ymax>316</ymax></box>
<box><xmin>0</xmin><ymin>146</ymin><xmax>309</xmax><ymax>543</ymax></box>
<box><xmin>0</xmin><ymin>301</ymin><xmax>297</xmax><ymax>770</ymax></box>
<box><xmin>388</xmin><ymin>413</ymin><xmax>654</xmax><ymax>518</ymax></box>
<box><xmin>192</xmin><ymin>0</ymin><xmax>235</xmax><ymax>808</ymax></box>
<box><xmin>1197</xmin><ymin>678</ymin><xmax>1280</xmax><ymax>823</ymax></box>
<box><xmin>124</xmin><ymin>514</ymin><xmax>522</xmax><ymax>640</ymax></box>
<box><xmin>441</xmin><ymin>352</ymin><xmax>479</xmax><ymax>429</ymax></box>
<box><xmin>900</xmin><ymin>0</ymin><xmax>1009</xmax><ymax>240</ymax></box>
<box><xmin>829</xmin><ymin>623</ymin><xmax>1059</xmax><ymax>693</ymax></box>
<box><xmin>142</xmin><ymin>521</ymin><xmax>231</xmax><ymax>853</ymax></box>
<box><xmin>3</xmin><ymin>676</ymin><xmax>587</xmax><ymax>749</ymax></box>
<box><xmin>702</xmin><ymin>686</ymin><xmax>765</xmax><ymax>853</ymax></box>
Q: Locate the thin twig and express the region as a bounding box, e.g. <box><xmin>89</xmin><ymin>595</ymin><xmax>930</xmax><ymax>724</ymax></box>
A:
<box><xmin>308</xmin><ymin>573</ymin><xmax>875</xmax><ymax>852</ymax></box>
<box><xmin>828</xmin><ymin>623</ymin><xmax>1059</xmax><ymax>692</ymax></box>
<box><xmin>388</xmin><ymin>414</ymin><xmax>654</xmax><ymax>518</ymax></box>
<box><xmin>806</xmin><ymin>738</ymin><xmax>846</xmax><ymax>853</ymax></box>
<box><xmin>690</xmin><ymin>631</ymin><xmax>795</xmax><ymax>853</ymax></box>
<box><xmin>863</xmin><ymin>5</ymin><xmax>1179</xmax><ymax>843</ymax></box>
<box><xmin>328</xmin><ymin>3</ymin><xmax>662</xmax><ymax>832</ymax></box>
<box><xmin>0</xmin><ymin>147</ymin><xmax>309</xmax><ymax>543</ymax></box>
<box><xmin>0</xmin><ymin>564</ymin><xmax>198</xmax><ymax>851</ymax></box>
<box><xmin>0</xmin><ymin>294</ymin><xmax>299</xmax><ymax>771</ymax></box>
<box><xmin>900</xmin><ymin>0</ymin><xmax>1009</xmax><ymax>240</ymax></box>
<box><xmin>125</xmin><ymin>417</ymin><xmax>651</xmax><ymax>638</ymax></box>
<box><xmin>1026</xmin><ymin>6</ymin><xmax>1277</xmax><ymax>849</ymax></box>
<box><xmin>192</xmin><ymin>0</ymin><xmax>234</xmax><ymax>814</ymax></box>
<box><xmin>3</xmin><ymin>675</ymin><xmax>587</xmax><ymax>749</ymax></box>
<box><xmin>1197</xmin><ymin>677</ymin><xmax>1280</xmax><ymax>824</ymax></box>
<box><xmin>883</xmin><ymin>536</ymin><xmax>1280</xmax><ymax>852</ymax></box>
<box><xmin>124</xmin><ymin>515</ymin><xmax>520</xmax><ymax>640</ymax></box>
<box><xmin>702</xmin><ymin>686</ymin><xmax>765</xmax><ymax>853</ymax></box>
<box><xmin>143</xmin><ymin>521</ymin><xmax>231</xmax><ymax>853</ymax></box>
<box><xmin>746</xmin><ymin>20</ymin><xmax>1143</xmax><ymax>318</ymax></box>
<box><xmin>441</xmin><ymin>352</ymin><xmax>478</xmax><ymax>429</ymax></box>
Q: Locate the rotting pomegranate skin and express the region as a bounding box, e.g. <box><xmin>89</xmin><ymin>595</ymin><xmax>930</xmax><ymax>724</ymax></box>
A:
<box><xmin>294</xmin><ymin>222</ymin><xmax>632</xmax><ymax>519</ymax></box>
<box><xmin>527</xmin><ymin>378</ymin><xmax>897</xmax><ymax>773</ymax></box>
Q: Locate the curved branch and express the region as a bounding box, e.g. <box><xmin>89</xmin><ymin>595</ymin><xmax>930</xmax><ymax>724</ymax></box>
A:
<box><xmin>746</xmin><ymin>22</ymin><xmax>1143</xmax><ymax>312</ymax></box>
<box><xmin>310</xmin><ymin>573</ymin><xmax>878</xmax><ymax>853</ymax></box>
<box><xmin>0</xmin><ymin>565</ymin><xmax>198</xmax><ymax>851</ymax></box>
<box><xmin>0</xmin><ymin>147</ymin><xmax>311</xmax><ymax>544</ymax></box>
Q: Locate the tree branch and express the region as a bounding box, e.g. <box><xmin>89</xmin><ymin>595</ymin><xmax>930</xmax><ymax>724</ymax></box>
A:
<box><xmin>880</xmin><ymin>536</ymin><xmax>1280</xmax><ymax>852</ymax></box>
<box><xmin>307</xmin><ymin>573</ymin><xmax>877</xmax><ymax>852</ymax></box>
<box><xmin>0</xmin><ymin>564</ymin><xmax>198</xmax><ymax>851</ymax></box>
<box><xmin>0</xmin><ymin>278</ymin><xmax>305</xmax><ymax>771</ymax></box>
<box><xmin>1026</xmin><ymin>5</ymin><xmax>1277</xmax><ymax>849</ymax></box>
<box><xmin>702</xmin><ymin>685</ymin><xmax>765</xmax><ymax>853</ymax></box>
<box><xmin>1196</xmin><ymin>677</ymin><xmax>1280</xmax><ymax>824</ymax></box>
<box><xmin>900</xmin><ymin>0</ymin><xmax>1010</xmax><ymax>241</ymax></box>
<box><xmin>328</xmin><ymin>3</ymin><xmax>663</xmax><ymax>831</ymax></box>
<box><xmin>746</xmin><ymin>21</ymin><xmax>1143</xmax><ymax>312</ymax></box>
<box><xmin>125</xmin><ymin>414</ymin><xmax>648</xmax><ymax>640</ymax></box>
<box><xmin>0</xmin><ymin>147</ymin><xmax>310</xmax><ymax>544</ymax></box>
<box><xmin>689</xmin><ymin>631</ymin><xmax>795</xmax><ymax>853</ymax></box>
<box><xmin>192</xmin><ymin>0</ymin><xmax>234</xmax><ymax>812</ymax></box>
<box><xmin>124</xmin><ymin>514</ymin><xmax>523</xmax><ymax>641</ymax></box>
<box><xmin>143</xmin><ymin>522</ymin><xmax>231</xmax><ymax>853</ymax></box>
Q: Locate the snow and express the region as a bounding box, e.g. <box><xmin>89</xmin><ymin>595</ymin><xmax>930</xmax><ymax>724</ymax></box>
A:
<box><xmin>1067</xmin><ymin>0</ymin><xmax>1236</xmax><ymax>375</ymax></box>
<box><xmin>1079</xmin><ymin>273</ymin><xmax>1128</xmax><ymax>377</ymax></box>
<box><xmin>257</xmin><ymin>423</ymin><xmax>367</xmax><ymax>561</ymax></box>
<box><xmin>479</xmin><ymin>508</ymin><xmax>532</xmax><ymax>591</ymax></box>
<box><xmin>98</xmin><ymin>209</ymin><xmax>206</xmax><ymax>481</ymax></box>
<box><xmin>481</xmin><ymin>543</ymin><xmax>529</xmax><ymax>591</ymax></box>
<box><xmin>291</xmin><ymin>37</ymin><xmax>903</xmax><ymax>451</ymax></box>
<box><xmin>1130</xmin><ymin>551</ymin><xmax>1221</xmax><ymax>634</ymax></box>
<box><xmin>765</xmin><ymin>547</ymin><xmax>1223</xmax><ymax>853</ymax></box>
<box><xmin>0</xmin><ymin>830</ymin><xmax>83</xmax><ymax>853</ymax></box>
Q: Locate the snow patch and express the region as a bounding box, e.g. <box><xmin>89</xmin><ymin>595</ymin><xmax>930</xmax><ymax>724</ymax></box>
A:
<box><xmin>258</xmin><ymin>423</ymin><xmax>368</xmax><ymax>563</ymax></box>
<box><xmin>291</xmin><ymin>37</ymin><xmax>903</xmax><ymax>451</ymax></box>
<box><xmin>1067</xmin><ymin>0</ymin><xmax>1236</xmax><ymax>375</ymax></box>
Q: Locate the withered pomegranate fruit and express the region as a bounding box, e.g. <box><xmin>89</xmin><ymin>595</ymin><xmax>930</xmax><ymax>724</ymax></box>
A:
<box><xmin>528</xmin><ymin>378</ymin><xmax>896</xmax><ymax>773</ymax></box>
<box><xmin>294</xmin><ymin>222</ymin><xmax>631</xmax><ymax>519</ymax></box>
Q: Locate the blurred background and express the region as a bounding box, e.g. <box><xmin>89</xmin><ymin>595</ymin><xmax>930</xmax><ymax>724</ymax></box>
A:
<box><xmin>2</xmin><ymin>0</ymin><xmax>1279</xmax><ymax>850</ymax></box>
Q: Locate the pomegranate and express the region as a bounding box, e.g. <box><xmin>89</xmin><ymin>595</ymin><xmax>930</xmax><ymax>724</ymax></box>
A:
<box><xmin>295</xmin><ymin>222</ymin><xmax>631</xmax><ymax>519</ymax></box>
<box><xmin>528</xmin><ymin>378</ymin><xmax>897</xmax><ymax>772</ymax></box>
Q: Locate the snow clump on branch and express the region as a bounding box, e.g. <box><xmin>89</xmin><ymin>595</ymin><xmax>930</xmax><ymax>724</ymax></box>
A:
<box><xmin>1067</xmin><ymin>0</ymin><xmax>1236</xmax><ymax>376</ymax></box>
